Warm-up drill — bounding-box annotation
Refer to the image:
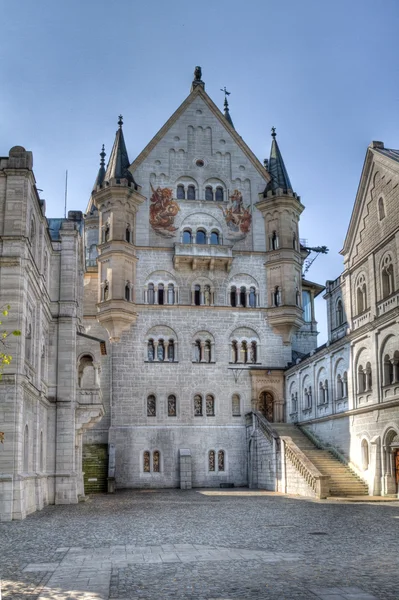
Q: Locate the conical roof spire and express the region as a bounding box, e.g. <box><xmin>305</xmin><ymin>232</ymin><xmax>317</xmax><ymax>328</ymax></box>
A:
<box><xmin>92</xmin><ymin>144</ymin><xmax>106</xmax><ymax>191</ymax></box>
<box><xmin>103</xmin><ymin>115</ymin><xmax>136</xmax><ymax>186</ymax></box>
<box><xmin>223</xmin><ymin>96</ymin><xmax>234</xmax><ymax>129</ymax></box>
<box><xmin>264</xmin><ymin>127</ymin><xmax>293</xmax><ymax>195</ymax></box>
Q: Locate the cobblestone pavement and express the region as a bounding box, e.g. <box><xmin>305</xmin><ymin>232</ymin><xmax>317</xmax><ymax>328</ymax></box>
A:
<box><xmin>1</xmin><ymin>489</ymin><xmax>399</xmax><ymax>599</ymax></box>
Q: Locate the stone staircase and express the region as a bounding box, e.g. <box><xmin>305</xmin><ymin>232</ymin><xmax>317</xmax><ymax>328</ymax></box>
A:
<box><xmin>272</xmin><ymin>423</ymin><xmax>369</xmax><ymax>497</ymax></box>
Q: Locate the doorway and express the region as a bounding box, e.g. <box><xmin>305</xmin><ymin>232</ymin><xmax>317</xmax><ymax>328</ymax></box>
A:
<box><xmin>259</xmin><ymin>391</ymin><xmax>274</xmax><ymax>422</ymax></box>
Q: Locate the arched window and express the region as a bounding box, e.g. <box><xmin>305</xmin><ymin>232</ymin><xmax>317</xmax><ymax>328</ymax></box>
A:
<box><xmin>393</xmin><ymin>351</ymin><xmax>399</xmax><ymax>384</ymax></box>
<box><xmin>125</xmin><ymin>284</ymin><xmax>130</xmax><ymax>301</ymax></box>
<box><xmin>158</xmin><ymin>283</ymin><xmax>164</xmax><ymax>305</ymax></box>
<box><xmin>249</xmin><ymin>287</ymin><xmax>256</xmax><ymax>308</ymax></box>
<box><xmin>153</xmin><ymin>451</ymin><xmax>160</xmax><ymax>473</ymax></box>
<box><xmin>273</xmin><ymin>286</ymin><xmax>281</xmax><ymax>307</ymax></box>
<box><xmin>215</xmin><ymin>187</ymin><xmax>224</xmax><ymax>202</ymax></box>
<box><xmin>336</xmin><ymin>375</ymin><xmax>343</xmax><ymax>400</ymax></box>
<box><xmin>25</xmin><ymin>322</ymin><xmax>32</xmax><ymax>362</ymax></box>
<box><xmin>250</xmin><ymin>341</ymin><xmax>257</xmax><ymax>364</ymax></box>
<box><xmin>366</xmin><ymin>362</ymin><xmax>372</xmax><ymax>391</ymax></box>
<box><xmin>194</xmin><ymin>284</ymin><xmax>201</xmax><ymax>306</ymax></box>
<box><xmin>270</xmin><ymin>231</ymin><xmax>279</xmax><ymax>250</ymax></box>
<box><xmin>24</xmin><ymin>424</ymin><xmax>29</xmax><ymax>472</ymax></box>
<box><xmin>336</xmin><ymin>299</ymin><xmax>344</xmax><ymax>326</ymax></box>
<box><xmin>204</xmin><ymin>285</ymin><xmax>211</xmax><ymax>306</ymax></box>
<box><xmin>168</xmin><ymin>283</ymin><xmax>175</xmax><ymax>305</ymax></box>
<box><xmin>231</xmin><ymin>340</ymin><xmax>238</xmax><ymax>364</ymax></box>
<box><xmin>157</xmin><ymin>339</ymin><xmax>165</xmax><ymax>361</ymax></box>
<box><xmin>104</xmin><ymin>223</ymin><xmax>110</xmax><ymax>242</ymax></box>
<box><xmin>194</xmin><ymin>340</ymin><xmax>201</xmax><ymax>362</ymax></box>
<box><xmin>103</xmin><ymin>281</ymin><xmax>109</xmax><ymax>301</ymax></box>
<box><xmin>177</xmin><ymin>184</ymin><xmax>185</xmax><ymax>199</ymax></box>
<box><xmin>230</xmin><ymin>286</ymin><xmax>237</xmax><ymax>307</ymax></box>
<box><xmin>125</xmin><ymin>226</ymin><xmax>131</xmax><ymax>243</ymax></box>
<box><xmin>378</xmin><ymin>197</ymin><xmax>385</xmax><ymax>220</ymax></box>
<box><xmin>324</xmin><ymin>380</ymin><xmax>329</xmax><ymax>404</ymax></box>
<box><xmin>168</xmin><ymin>339</ymin><xmax>175</xmax><ymax>361</ymax></box>
<box><xmin>358</xmin><ymin>365</ymin><xmax>366</xmax><ymax>393</ymax></box>
<box><xmin>147</xmin><ymin>395</ymin><xmax>156</xmax><ymax>417</ymax></box>
<box><xmin>382</xmin><ymin>255</ymin><xmax>394</xmax><ymax>298</ymax></box>
<box><xmin>293</xmin><ymin>233</ymin><xmax>298</xmax><ymax>250</ymax></box>
<box><xmin>204</xmin><ymin>340</ymin><xmax>211</xmax><ymax>362</ymax></box>
<box><xmin>241</xmin><ymin>341</ymin><xmax>248</xmax><ymax>364</ymax></box>
<box><xmin>143</xmin><ymin>451</ymin><xmax>151</xmax><ymax>472</ymax></box>
<box><xmin>240</xmin><ymin>286</ymin><xmax>247</xmax><ymax>307</ymax></box>
<box><xmin>147</xmin><ymin>339</ymin><xmax>155</xmax><ymax>361</ymax></box>
<box><xmin>182</xmin><ymin>230</ymin><xmax>192</xmax><ymax>244</ymax></box>
<box><xmin>210</xmin><ymin>231</ymin><xmax>219</xmax><ymax>245</ymax></box>
<box><xmin>168</xmin><ymin>395</ymin><xmax>177</xmax><ymax>417</ymax></box>
<box><xmin>194</xmin><ymin>394</ymin><xmax>203</xmax><ymax>416</ymax></box>
<box><xmin>148</xmin><ymin>283</ymin><xmax>155</xmax><ymax>305</ymax></box>
<box><xmin>343</xmin><ymin>372</ymin><xmax>348</xmax><ymax>397</ymax></box>
<box><xmin>187</xmin><ymin>185</ymin><xmax>196</xmax><ymax>200</ymax></box>
<box><xmin>196</xmin><ymin>229</ymin><xmax>206</xmax><ymax>244</ymax></box>
<box><xmin>218</xmin><ymin>450</ymin><xmax>225</xmax><ymax>472</ymax></box>
<box><xmin>356</xmin><ymin>275</ymin><xmax>367</xmax><ymax>314</ymax></box>
<box><xmin>384</xmin><ymin>354</ymin><xmax>393</xmax><ymax>386</ymax></box>
<box><xmin>319</xmin><ymin>381</ymin><xmax>324</xmax><ymax>404</ymax></box>
<box><xmin>361</xmin><ymin>439</ymin><xmax>369</xmax><ymax>470</ymax></box>
<box><xmin>232</xmin><ymin>394</ymin><xmax>241</xmax><ymax>416</ymax></box>
<box><xmin>205</xmin><ymin>186</ymin><xmax>214</xmax><ymax>201</ymax></box>
<box><xmin>206</xmin><ymin>394</ymin><xmax>215</xmax><ymax>416</ymax></box>
<box><xmin>208</xmin><ymin>450</ymin><xmax>215</xmax><ymax>471</ymax></box>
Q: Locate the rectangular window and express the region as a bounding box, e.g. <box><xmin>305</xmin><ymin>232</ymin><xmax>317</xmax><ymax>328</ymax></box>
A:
<box><xmin>302</xmin><ymin>291</ymin><xmax>311</xmax><ymax>322</ymax></box>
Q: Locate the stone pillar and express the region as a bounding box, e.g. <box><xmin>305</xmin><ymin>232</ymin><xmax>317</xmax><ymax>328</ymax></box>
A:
<box><xmin>154</xmin><ymin>286</ymin><xmax>158</xmax><ymax>305</ymax></box>
<box><xmin>154</xmin><ymin>341</ymin><xmax>159</xmax><ymax>362</ymax></box>
<box><xmin>174</xmin><ymin>341</ymin><xmax>178</xmax><ymax>362</ymax></box>
<box><xmin>246</xmin><ymin>291</ymin><xmax>250</xmax><ymax>307</ymax></box>
<box><xmin>256</xmin><ymin>292</ymin><xmax>260</xmax><ymax>307</ymax></box>
<box><xmin>211</xmin><ymin>342</ymin><xmax>215</xmax><ymax>363</ymax></box>
<box><xmin>200</xmin><ymin>342</ymin><xmax>206</xmax><ymax>362</ymax></box>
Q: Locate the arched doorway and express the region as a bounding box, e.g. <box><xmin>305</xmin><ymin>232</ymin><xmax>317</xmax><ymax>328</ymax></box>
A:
<box><xmin>259</xmin><ymin>391</ymin><xmax>274</xmax><ymax>422</ymax></box>
<box><xmin>383</xmin><ymin>429</ymin><xmax>399</xmax><ymax>495</ymax></box>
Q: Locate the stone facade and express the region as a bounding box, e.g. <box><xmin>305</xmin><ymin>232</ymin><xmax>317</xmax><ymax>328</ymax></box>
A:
<box><xmin>285</xmin><ymin>141</ymin><xmax>399</xmax><ymax>496</ymax></box>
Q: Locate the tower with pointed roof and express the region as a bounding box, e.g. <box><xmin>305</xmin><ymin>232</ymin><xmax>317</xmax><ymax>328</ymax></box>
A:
<box><xmin>256</xmin><ymin>128</ymin><xmax>305</xmax><ymax>343</ymax></box>
<box><xmin>91</xmin><ymin>116</ymin><xmax>145</xmax><ymax>342</ymax></box>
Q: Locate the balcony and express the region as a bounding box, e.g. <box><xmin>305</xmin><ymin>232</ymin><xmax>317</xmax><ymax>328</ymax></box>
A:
<box><xmin>352</xmin><ymin>309</ymin><xmax>371</xmax><ymax>330</ymax></box>
<box><xmin>173</xmin><ymin>243</ymin><xmax>233</xmax><ymax>271</ymax></box>
<box><xmin>377</xmin><ymin>291</ymin><xmax>399</xmax><ymax>317</ymax></box>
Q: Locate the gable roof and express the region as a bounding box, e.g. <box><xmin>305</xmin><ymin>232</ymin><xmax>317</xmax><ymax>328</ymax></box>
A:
<box><xmin>341</xmin><ymin>142</ymin><xmax>399</xmax><ymax>257</ymax></box>
<box><xmin>129</xmin><ymin>85</ymin><xmax>271</xmax><ymax>183</ymax></box>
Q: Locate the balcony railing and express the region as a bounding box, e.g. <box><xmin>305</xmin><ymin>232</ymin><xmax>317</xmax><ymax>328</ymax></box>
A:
<box><xmin>377</xmin><ymin>291</ymin><xmax>399</xmax><ymax>317</ymax></box>
<box><xmin>173</xmin><ymin>243</ymin><xmax>233</xmax><ymax>271</ymax></box>
<box><xmin>352</xmin><ymin>309</ymin><xmax>371</xmax><ymax>330</ymax></box>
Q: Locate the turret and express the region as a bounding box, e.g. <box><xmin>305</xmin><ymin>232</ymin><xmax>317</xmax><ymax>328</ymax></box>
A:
<box><xmin>92</xmin><ymin>116</ymin><xmax>145</xmax><ymax>342</ymax></box>
<box><xmin>256</xmin><ymin>128</ymin><xmax>304</xmax><ymax>344</ymax></box>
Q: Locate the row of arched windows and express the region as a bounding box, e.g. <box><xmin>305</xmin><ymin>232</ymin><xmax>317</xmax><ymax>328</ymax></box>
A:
<box><xmin>383</xmin><ymin>351</ymin><xmax>399</xmax><ymax>387</ymax></box>
<box><xmin>101</xmin><ymin>222</ymin><xmax>134</xmax><ymax>244</ymax></box>
<box><xmin>358</xmin><ymin>363</ymin><xmax>372</xmax><ymax>393</ymax></box>
<box><xmin>230</xmin><ymin>340</ymin><xmax>258</xmax><ymax>364</ymax></box>
<box><xmin>182</xmin><ymin>229</ymin><xmax>221</xmax><ymax>245</ymax></box>
<box><xmin>230</xmin><ymin>286</ymin><xmax>257</xmax><ymax>308</ymax></box>
<box><xmin>268</xmin><ymin>231</ymin><xmax>298</xmax><ymax>251</ymax></box>
<box><xmin>176</xmin><ymin>184</ymin><xmax>224</xmax><ymax>202</ymax></box>
<box><xmin>147</xmin><ymin>339</ymin><xmax>176</xmax><ymax>362</ymax></box>
<box><xmin>141</xmin><ymin>448</ymin><xmax>227</xmax><ymax>473</ymax></box>
<box><xmin>355</xmin><ymin>254</ymin><xmax>396</xmax><ymax>315</ymax></box>
<box><xmin>145</xmin><ymin>394</ymin><xmax>241</xmax><ymax>417</ymax></box>
<box><xmin>145</xmin><ymin>283</ymin><xmax>176</xmax><ymax>305</ymax></box>
<box><xmin>143</xmin><ymin>450</ymin><xmax>160</xmax><ymax>473</ymax></box>
<box><xmin>209</xmin><ymin>450</ymin><xmax>225</xmax><ymax>472</ymax></box>
<box><xmin>290</xmin><ymin>372</ymin><xmax>348</xmax><ymax>414</ymax></box>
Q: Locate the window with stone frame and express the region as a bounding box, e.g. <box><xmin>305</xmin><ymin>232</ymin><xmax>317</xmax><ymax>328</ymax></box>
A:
<box><xmin>210</xmin><ymin>230</ymin><xmax>220</xmax><ymax>244</ymax></box>
<box><xmin>168</xmin><ymin>395</ymin><xmax>177</xmax><ymax>417</ymax></box>
<box><xmin>336</xmin><ymin>299</ymin><xmax>344</xmax><ymax>326</ymax></box>
<box><xmin>381</xmin><ymin>254</ymin><xmax>394</xmax><ymax>299</ymax></box>
<box><xmin>143</xmin><ymin>451</ymin><xmax>151</xmax><ymax>472</ymax></box>
<box><xmin>357</xmin><ymin>365</ymin><xmax>366</xmax><ymax>393</ymax></box>
<box><xmin>187</xmin><ymin>185</ymin><xmax>196</xmax><ymax>200</ymax></box>
<box><xmin>153</xmin><ymin>451</ymin><xmax>160</xmax><ymax>473</ymax></box>
<box><xmin>147</xmin><ymin>395</ymin><xmax>156</xmax><ymax>417</ymax></box>
<box><xmin>205</xmin><ymin>186</ymin><xmax>214</xmax><ymax>201</ymax></box>
<box><xmin>361</xmin><ymin>439</ymin><xmax>369</xmax><ymax>470</ymax></box>
<box><xmin>182</xmin><ymin>229</ymin><xmax>192</xmax><ymax>243</ymax></box>
<box><xmin>356</xmin><ymin>274</ymin><xmax>367</xmax><ymax>314</ymax></box>
<box><xmin>177</xmin><ymin>184</ymin><xmax>185</xmax><ymax>199</ymax></box>
<box><xmin>232</xmin><ymin>394</ymin><xmax>241</xmax><ymax>416</ymax></box>
<box><xmin>148</xmin><ymin>283</ymin><xmax>155</xmax><ymax>304</ymax></box>
<box><xmin>218</xmin><ymin>450</ymin><xmax>225</xmax><ymax>472</ymax></box>
<box><xmin>208</xmin><ymin>450</ymin><xmax>215</xmax><ymax>471</ymax></box>
<box><xmin>206</xmin><ymin>394</ymin><xmax>215</xmax><ymax>416</ymax></box>
<box><xmin>378</xmin><ymin>196</ymin><xmax>386</xmax><ymax>220</ymax></box>
<box><xmin>194</xmin><ymin>394</ymin><xmax>203</xmax><ymax>416</ymax></box>
<box><xmin>215</xmin><ymin>187</ymin><xmax>224</xmax><ymax>202</ymax></box>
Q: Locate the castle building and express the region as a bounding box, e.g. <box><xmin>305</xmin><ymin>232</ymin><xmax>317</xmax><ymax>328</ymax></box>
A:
<box><xmin>0</xmin><ymin>68</ymin><xmax>398</xmax><ymax>520</ymax></box>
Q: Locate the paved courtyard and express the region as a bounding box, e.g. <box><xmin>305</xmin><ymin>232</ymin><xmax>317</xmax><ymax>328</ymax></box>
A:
<box><xmin>1</xmin><ymin>490</ymin><xmax>399</xmax><ymax>600</ymax></box>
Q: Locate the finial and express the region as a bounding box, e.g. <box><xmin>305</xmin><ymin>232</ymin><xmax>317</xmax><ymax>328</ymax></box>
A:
<box><xmin>194</xmin><ymin>66</ymin><xmax>202</xmax><ymax>81</ymax></box>
<box><xmin>118</xmin><ymin>115</ymin><xmax>123</xmax><ymax>128</ymax></box>
<box><xmin>271</xmin><ymin>126</ymin><xmax>276</xmax><ymax>138</ymax></box>
<box><xmin>220</xmin><ymin>86</ymin><xmax>231</xmax><ymax>101</ymax></box>
<box><xmin>100</xmin><ymin>144</ymin><xmax>106</xmax><ymax>168</ymax></box>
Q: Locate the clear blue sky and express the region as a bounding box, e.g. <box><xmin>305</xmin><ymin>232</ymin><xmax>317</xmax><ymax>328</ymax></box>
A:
<box><xmin>1</xmin><ymin>0</ymin><xmax>399</xmax><ymax>342</ymax></box>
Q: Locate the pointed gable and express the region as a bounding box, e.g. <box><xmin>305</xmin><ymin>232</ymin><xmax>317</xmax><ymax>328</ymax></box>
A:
<box><xmin>342</xmin><ymin>142</ymin><xmax>399</xmax><ymax>267</ymax></box>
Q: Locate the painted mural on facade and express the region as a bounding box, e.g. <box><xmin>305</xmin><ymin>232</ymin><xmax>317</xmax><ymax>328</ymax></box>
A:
<box><xmin>149</xmin><ymin>185</ymin><xmax>180</xmax><ymax>238</ymax></box>
<box><xmin>219</xmin><ymin>190</ymin><xmax>252</xmax><ymax>240</ymax></box>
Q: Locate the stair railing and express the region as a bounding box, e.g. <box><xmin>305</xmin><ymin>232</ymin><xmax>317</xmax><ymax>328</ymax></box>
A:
<box><xmin>280</xmin><ymin>436</ymin><xmax>330</xmax><ymax>499</ymax></box>
<box><xmin>252</xmin><ymin>411</ymin><xmax>280</xmax><ymax>447</ymax></box>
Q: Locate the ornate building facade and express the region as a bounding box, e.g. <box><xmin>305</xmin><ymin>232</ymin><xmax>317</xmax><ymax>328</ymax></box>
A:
<box><xmin>0</xmin><ymin>68</ymin><xmax>398</xmax><ymax>520</ymax></box>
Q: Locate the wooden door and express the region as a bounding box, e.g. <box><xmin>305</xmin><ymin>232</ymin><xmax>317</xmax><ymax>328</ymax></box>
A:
<box><xmin>259</xmin><ymin>392</ymin><xmax>274</xmax><ymax>422</ymax></box>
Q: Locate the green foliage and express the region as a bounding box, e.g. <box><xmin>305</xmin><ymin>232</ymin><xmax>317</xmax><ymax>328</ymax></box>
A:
<box><xmin>0</xmin><ymin>305</ymin><xmax>21</xmax><ymax>443</ymax></box>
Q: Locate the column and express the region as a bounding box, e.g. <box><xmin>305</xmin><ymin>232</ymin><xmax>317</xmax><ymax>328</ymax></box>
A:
<box><xmin>174</xmin><ymin>341</ymin><xmax>178</xmax><ymax>362</ymax></box>
<box><xmin>200</xmin><ymin>342</ymin><xmax>205</xmax><ymax>362</ymax></box>
<box><xmin>246</xmin><ymin>291</ymin><xmax>250</xmax><ymax>307</ymax></box>
<box><xmin>200</xmin><ymin>290</ymin><xmax>204</xmax><ymax>305</ymax></box>
<box><xmin>256</xmin><ymin>292</ymin><xmax>260</xmax><ymax>307</ymax></box>
<box><xmin>191</xmin><ymin>289</ymin><xmax>195</xmax><ymax>305</ymax></box>
<box><xmin>154</xmin><ymin>286</ymin><xmax>158</xmax><ymax>305</ymax></box>
<box><xmin>210</xmin><ymin>342</ymin><xmax>215</xmax><ymax>363</ymax></box>
<box><xmin>236</xmin><ymin>289</ymin><xmax>240</xmax><ymax>307</ymax></box>
<box><xmin>154</xmin><ymin>341</ymin><xmax>159</xmax><ymax>362</ymax></box>
<box><xmin>164</xmin><ymin>341</ymin><xmax>169</xmax><ymax>361</ymax></box>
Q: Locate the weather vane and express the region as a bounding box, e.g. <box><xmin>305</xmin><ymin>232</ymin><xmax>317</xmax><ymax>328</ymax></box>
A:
<box><xmin>220</xmin><ymin>86</ymin><xmax>231</xmax><ymax>100</ymax></box>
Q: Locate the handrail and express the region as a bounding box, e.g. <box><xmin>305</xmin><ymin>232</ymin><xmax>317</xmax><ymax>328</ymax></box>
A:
<box><xmin>297</xmin><ymin>424</ymin><xmax>366</xmax><ymax>483</ymax></box>
<box><xmin>280</xmin><ymin>436</ymin><xmax>330</xmax><ymax>499</ymax></box>
<box><xmin>252</xmin><ymin>411</ymin><xmax>280</xmax><ymax>443</ymax></box>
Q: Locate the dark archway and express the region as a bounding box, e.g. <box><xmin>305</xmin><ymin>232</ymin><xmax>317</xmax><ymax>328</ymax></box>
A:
<box><xmin>259</xmin><ymin>391</ymin><xmax>274</xmax><ymax>422</ymax></box>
